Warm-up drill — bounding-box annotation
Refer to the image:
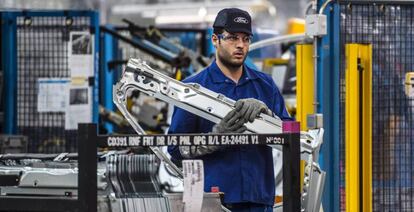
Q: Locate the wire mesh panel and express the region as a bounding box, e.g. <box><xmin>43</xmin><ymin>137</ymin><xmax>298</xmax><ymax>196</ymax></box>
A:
<box><xmin>340</xmin><ymin>3</ymin><xmax>414</xmax><ymax>211</ymax></box>
<box><xmin>10</xmin><ymin>13</ymin><xmax>96</xmax><ymax>153</ymax></box>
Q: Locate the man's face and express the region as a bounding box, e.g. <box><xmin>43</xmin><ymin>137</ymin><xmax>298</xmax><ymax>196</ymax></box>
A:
<box><xmin>213</xmin><ymin>31</ymin><xmax>251</xmax><ymax>70</ymax></box>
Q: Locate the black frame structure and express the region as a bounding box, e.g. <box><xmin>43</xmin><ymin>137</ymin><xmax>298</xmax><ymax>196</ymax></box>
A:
<box><xmin>0</xmin><ymin>123</ymin><xmax>300</xmax><ymax>211</ymax></box>
<box><xmin>78</xmin><ymin>123</ymin><xmax>301</xmax><ymax>212</ymax></box>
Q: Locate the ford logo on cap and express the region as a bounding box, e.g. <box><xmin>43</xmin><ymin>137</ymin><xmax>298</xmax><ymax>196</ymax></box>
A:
<box><xmin>234</xmin><ymin>17</ymin><xmax>248</xmax><ymax>24</ymax></box>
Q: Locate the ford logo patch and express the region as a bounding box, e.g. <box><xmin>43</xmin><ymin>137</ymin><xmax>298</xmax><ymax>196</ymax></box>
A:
<box><xmin>234</xmin><ymin>17</ymin><xmax>248</xmax><ymax>24</ymax></box>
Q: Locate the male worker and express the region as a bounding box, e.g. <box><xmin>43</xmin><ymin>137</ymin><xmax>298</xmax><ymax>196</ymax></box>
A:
<box><xmin>168</xmin><ymin>8</ymin><xmax>292</xmax><ymax>212</ymax></box>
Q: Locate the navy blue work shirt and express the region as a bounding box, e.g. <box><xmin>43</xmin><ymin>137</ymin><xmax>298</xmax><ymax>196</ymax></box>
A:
<box><xmin>168</xmin><ymin>61</ymin><xmax>292</xmax><ymax>206</ymax></box>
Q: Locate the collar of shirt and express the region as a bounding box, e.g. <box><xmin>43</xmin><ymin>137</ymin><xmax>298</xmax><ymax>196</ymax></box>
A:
<box><xmin>208</xmin><ymin>60</ymin><xmax>259</xmax><ymax>85</ymax></box>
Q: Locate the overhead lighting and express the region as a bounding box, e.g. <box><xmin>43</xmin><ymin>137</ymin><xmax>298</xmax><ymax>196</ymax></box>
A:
<box><xmin>198</xmin><ymin>7</ymin><xmax>207</xmax><ymax>17</ymax></box>
<box><xmin>111</xmin><ymin>0</ymin><xmax>276</xmax><ymax>25</ymax></box>
<box><xmin>155</xmin><ymin>14</ymin><xmax>216</xmax><ymax>25</ymax></box>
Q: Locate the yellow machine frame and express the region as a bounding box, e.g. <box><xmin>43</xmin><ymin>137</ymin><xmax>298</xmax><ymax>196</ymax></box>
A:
<box><xmin>296</xmin><ymin>44</ymin><xmax>315</xmax><ymax>131</ymax></box>
<box><xmin>296</xmin><ymin>44</ymin><xmax>315</xmax><ymax>195</ymax></box>
<box><xmin>345</xmin><ymin>43</ymin><xmax>372</xmax><ymax>212</ymax></box>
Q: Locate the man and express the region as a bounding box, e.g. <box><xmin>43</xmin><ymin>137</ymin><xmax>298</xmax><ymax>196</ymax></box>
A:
<box><xmin>168</xmin><ymin>8</ymin><xmax>292</xmax><ymax>212</ymax></box>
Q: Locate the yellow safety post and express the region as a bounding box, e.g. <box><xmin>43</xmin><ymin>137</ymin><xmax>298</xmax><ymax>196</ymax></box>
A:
<box><xmin>361</xmin><ymin>44</ymin><xmax>372</xmax><ymax>212</ymax></box>
<box><xmin>296</xmin><ymin>44</ymin><xmax>314</xmax><ymax>131</ymax></box>
<box><xmin>296</xmin><ymin>44</ymin><xmax>314</xmax><ymax>195</ymax></box>
<box><xmin>345</xmin><ymin>44</ymin><xmax>372</xmax><ymax>212</ymax></box>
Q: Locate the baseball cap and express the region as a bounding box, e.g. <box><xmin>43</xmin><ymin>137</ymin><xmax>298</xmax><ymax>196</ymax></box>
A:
<box><xmin>213</xmin><ymin>8</ymin><xmax>252</xmax><ymax>35</ymax></box>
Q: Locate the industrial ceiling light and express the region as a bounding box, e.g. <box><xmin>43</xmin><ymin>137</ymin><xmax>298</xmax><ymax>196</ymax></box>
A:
<box><xmin>111</xmin><ymin>0</ymin><xmax>276</xmax><ymax>25</ymax></box>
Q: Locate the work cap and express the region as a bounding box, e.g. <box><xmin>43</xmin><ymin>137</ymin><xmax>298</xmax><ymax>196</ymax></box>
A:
<box><xmin>213</xmin><ymin>8</ymin><xmax>252</xmax><ymax>35</ymax></box>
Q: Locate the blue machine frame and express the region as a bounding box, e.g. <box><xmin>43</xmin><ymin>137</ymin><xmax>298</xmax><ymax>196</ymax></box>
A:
<box><xmin>1</xmin><ymin>10</ymin><xmax>99</xmax><ymax>134</ymax></box>
<box><xmin>99</xmin><ymin>25</ymin><xmax>211</xmax><ymax>133</ymax></box>
<box><xmin>317</xmin><ymin>1</ymin><xmax>341</xmax><ymax>212</ymax></box>
<box><xmin>100</xmin><ymin>25</ymin><xmax>117</xmax><ymax>133</ymax></box>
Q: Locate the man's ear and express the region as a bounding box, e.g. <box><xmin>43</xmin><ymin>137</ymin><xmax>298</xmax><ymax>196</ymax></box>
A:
<box><xmin>212</xmin><ymin>34</ymin><xmax>218</xmax><ymax>48</ymax></box>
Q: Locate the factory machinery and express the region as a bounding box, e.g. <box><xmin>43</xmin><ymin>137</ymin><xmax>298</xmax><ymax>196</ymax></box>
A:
<box><xmin>0</xmin><ymin>58</ymin><xmax>325</xmax><ymax>212</ymax></box>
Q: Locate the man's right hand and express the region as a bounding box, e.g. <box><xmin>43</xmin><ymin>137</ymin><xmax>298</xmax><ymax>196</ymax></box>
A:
<box><xmin>178</xmin><ymin>109</ymin><xmax>247</xmax><ymax>158</ymax></box>
<box><xmin>212</xmin><ymin>109</ymin><xmax>247</xmax><ymax>133</ymax></box>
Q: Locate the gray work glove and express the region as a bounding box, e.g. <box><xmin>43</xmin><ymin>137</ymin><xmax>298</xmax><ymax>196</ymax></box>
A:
<box><xmin>179</xmin><ymin>109</ymin><xmax>247</xmax><ymax>158</ymax></box>
<box><xmin>211</xmin><ymin>109</ymin><xmax>247</xmax><ymax>134</ymax></box>
<box><xmin>234</xmin><ymin>98</ymin><xmax>272</xmax><ymax>123</ymax></box>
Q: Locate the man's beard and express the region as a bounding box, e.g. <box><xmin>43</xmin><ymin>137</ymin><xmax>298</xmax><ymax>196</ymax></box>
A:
<box><xmin>217</xmin><ymin>50</ymin><xmax>246</xmax><ymax>71</ymax></box>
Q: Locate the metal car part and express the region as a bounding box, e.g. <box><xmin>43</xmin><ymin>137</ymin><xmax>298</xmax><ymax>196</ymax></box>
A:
<box><xmin>114</xmin><ymin>58</ymin><xmax>326</xmax><ymax>211</ymax></box>
<box><xmin>114</xmin><ymin>58</ymin><xmax>283</xmax><ymax>134</ymax></box>
<box><xmin>300</xmin><ymin>129</ymin><xmax>326</xmax><ymax>212</ymax></box>
<box><xmin>114</xmin><ymin>59</ymin><xmax>284</xmax><ymax>156</ymax></box>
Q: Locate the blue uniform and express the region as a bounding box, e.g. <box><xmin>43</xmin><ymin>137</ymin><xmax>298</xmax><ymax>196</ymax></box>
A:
<box><xmin>168</xmin><ymin>61</ymin><xmax>292</xmax><ymax>207</ymax></box>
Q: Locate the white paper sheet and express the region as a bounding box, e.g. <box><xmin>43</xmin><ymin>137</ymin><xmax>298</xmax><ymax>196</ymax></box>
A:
<box><xmin>64</xmin><ymin>82</ymin><xmax>92</xmax><ymax>130</ymax></box>
<box><xmin>37</xmin><ymin>78</ymin><xmax>70</xmax><ymax>112</ymax></box>
<box><xmin>68</xmin><ymin>31</ymin><xmax>94</xmax><ymax>77</ymax></box>
<box><xmin>183</xmin><ymin>160</ymin><xmax>204</xmax><ymax>212</ymax></box>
